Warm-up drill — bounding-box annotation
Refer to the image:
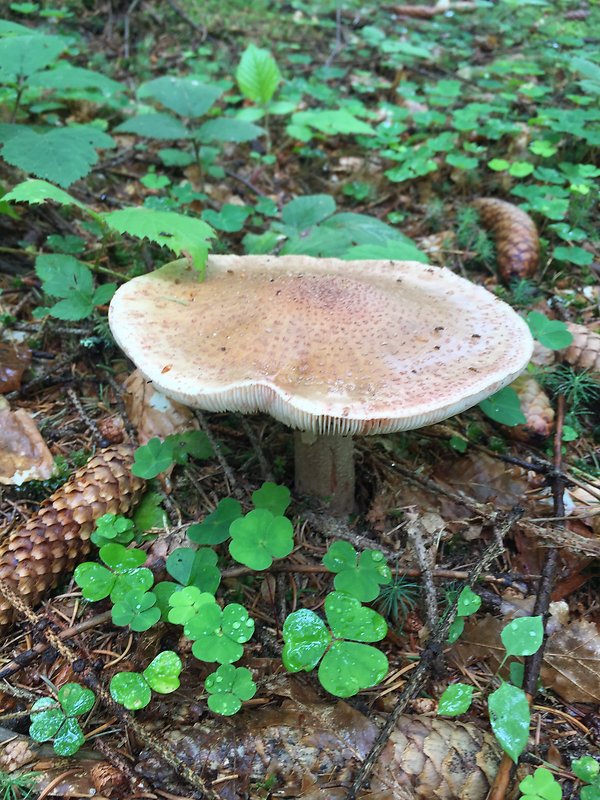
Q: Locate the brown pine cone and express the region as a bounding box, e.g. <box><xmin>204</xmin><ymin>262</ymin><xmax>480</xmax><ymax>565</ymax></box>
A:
<box><xmin>0</xmin><ymin>445</ymin><xmax>145</xmax><ymax>629</ymax></box>
<box><xmin>562</xmin><ymin>323</ymin><xmax>600</xmax><ymax>373</ymax></box>
<box><xmin>90</xmin><ymin>762</ymin><xmax>132</xmax><ymax>799</ymax></box>
<box><xmin>508</xmin><ymin>374</ymin><xmax>555</xmax><ymax>442</ymax></box>
<box><xmin>472</xmin><ymin>198</ymin><xmax>539</xmax><ymax>283</ymax></box>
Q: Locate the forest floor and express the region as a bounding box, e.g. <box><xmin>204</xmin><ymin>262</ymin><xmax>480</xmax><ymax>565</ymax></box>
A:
<box><xmin>0</xmin><ymin>1</ymin><xmax>599</xmax><ymax>799</ymax></box>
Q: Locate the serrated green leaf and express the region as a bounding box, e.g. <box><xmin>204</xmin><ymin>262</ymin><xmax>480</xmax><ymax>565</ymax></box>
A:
<box><xmin>114</xmin><ymin>113</ymin><xmax>191</xmax><ymax>140</ymax></box>
<box><xmin>1</xmin><ymin>127</ymin><xmax>109</xmax><ymax>187</ymax></box>
<box><xmin>102</xmin><ymin>208</ymin><xmax>215</xmax><ymax>273</ymax></box>
<box><xmin>3</xmin><ymin>179</ymin><xmax>88</xmax><ymax>209</ymax></box>
<box><xmin>488</xmin><ymin>682</ymin><xmax>530</xmax><ymax>762</ymax></box>
<box><xmin>30</xmin><ymin>63</ymin><xmax>125</xmax><ymax>97</ymax></box>
<box><xmin>479</xmin><ymin>387</ymin><xmax>526</xmax><ymax>427</ymax></box>
<box><xmin>236</xmin><ymin>44</ymin><xmax>281</xmax><ymax>106</ymax></box>
<box><xmin>197</xmin><ymin>117</ymin><xmax>265</xmax><ymax>143</ymax></box>
<box><xmin>0</xmin><ymin>33</ymin><xmax>67</xmax><ymax>80</ymax></box>
<box><xmin>292</xmin><ymin>109</ymin><xmax>375</xmax><ymax>136</ymax></box>
<box><xmin>138</xmin><ymin>76</ymin><xmax>221</xmax><ymax>118</ymax></box>
<box><xmin>202</xmin><ymin>204</ymin><xmax>251</xmax><ymax>233</ymax></box>
<box><xmin>281</xmin><ymin>194</ymin><xmax>336</xmax><ymax>231</ymax></box>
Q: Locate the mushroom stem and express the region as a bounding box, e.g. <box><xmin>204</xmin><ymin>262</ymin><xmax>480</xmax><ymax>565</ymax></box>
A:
<box><xmin>293</xmin><ymin>431</ymin><xmax>355</xmax><ymax>516</ymax></box>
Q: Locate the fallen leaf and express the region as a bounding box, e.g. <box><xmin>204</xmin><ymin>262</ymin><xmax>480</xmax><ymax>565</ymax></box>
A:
<box><xmin>123</xmin><ymin>368</ymin><xmax>198</xmax><ymax>445</ymax></box>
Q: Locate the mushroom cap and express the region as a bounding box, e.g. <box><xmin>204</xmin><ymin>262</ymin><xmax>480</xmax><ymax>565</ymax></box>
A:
<box><xmin>109</xmin><ymin>256</ymin><xmax>533</xmax><ymax>436</ymax></box>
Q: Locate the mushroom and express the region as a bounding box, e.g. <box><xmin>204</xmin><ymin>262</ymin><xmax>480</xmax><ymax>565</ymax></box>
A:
<box><xmin>109</xmin><ymin>256</ymin><xmax>533</xmax><ymax>514</ymax></box>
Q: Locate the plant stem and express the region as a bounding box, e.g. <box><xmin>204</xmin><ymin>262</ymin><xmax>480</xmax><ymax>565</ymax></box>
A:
<box><xmin>294</xmin><ymin>431</ymin><xmax>355</xmax><ymax>515</ymax></box>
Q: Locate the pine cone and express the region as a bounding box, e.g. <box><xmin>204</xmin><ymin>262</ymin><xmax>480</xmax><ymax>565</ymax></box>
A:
<box><xmin>472</xmin><ymin>198</ymin><xmax>539</xmax><ymax>283</ymax></box>
<box><xmin>91</xmin><ymin>762</ymin><xmax>131</xmax><ymax>798</ymax></box>
<box><xmin>0</xmin><ymin>445</ymin><xmax>145</xmax><ymax>629</ymax></box>
<box><xmin>562</xmin><ymin>323</ymin><xmax>600</xmax><ymax>373</ymax></box>
<box><xmin>508</xmin><ymin>375</ymin><xmax>555</xmax><ymax>442</ymax></box>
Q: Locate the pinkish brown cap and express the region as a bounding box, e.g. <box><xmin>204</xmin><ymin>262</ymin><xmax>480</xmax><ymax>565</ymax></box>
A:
<box><xmin>108</xmin><ymin>256</ymin><xmax>533</xmax><ymax>435</ymax></box>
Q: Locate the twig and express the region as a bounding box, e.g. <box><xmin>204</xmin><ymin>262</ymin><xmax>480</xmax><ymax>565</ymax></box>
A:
<box><xmin>165</xmin><ymin>0</ymin><xmax>207</xmax><ymax>38</ymax></box>
<box><xmin>488</xmin><ymin>396</ymin><xmax>566</xmax><ymax>800</ymax></box>
<box><xmin>67</xmin><ymin>388</ymin><xmax>105</xmax><ymax>447</ymax></box>
<box><xmin>347</xmin><ymin>511</ymin><xmax>519</xmax><ymax>799</ymax></box>
<box><xmin>405</xmin><ymin>514</ymin><xmax>438</xmax><ymax>633</ymax></box>
<box><xmin>123</xmin><ymin>0</ymin><xmax>142</xmax><ymax>58</ymax></box>
<box><xmin>0</xmin><ymin>610</ymin><xmax>112</xmax><ymax>681</ymax></box>
<box><xmin>239</xmin><ymin>417</ymin><xmax>274</xmax><ymax>482</ymax></box>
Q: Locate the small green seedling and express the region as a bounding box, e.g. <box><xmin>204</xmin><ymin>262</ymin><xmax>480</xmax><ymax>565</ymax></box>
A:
<box><xmin>184</xmin><ymin>600</ymin><xmax>255</xmax><ymax>663</ymax></box>
<box><xmin>322</xmin><ymin>541</ymin><xmax>391</xmax><ymax>602</ymax></box>
<box><xmin>131</xmin><ymin>432</ymin><xmax>213</xmax><ymax>479</ymax></box>
<box><xmin>439</xmin><ymin>615</ymin><xmax>544</xmax><ymax>762</ymax></box>
<box><xmin>205</xmin><ymin>664</ymin><xmax>257</xmax><ymax>716</ymax></box>
<box><xmin>33</xmin><ymin>254</ymin><xmax>116</xmax><ymax>321</ymax></box>
<box><xmin>91</xmin><ymin>514</ymin><xmax>136</xmax><ymax>547</ymax></box>
<box><xmin>111</xmin><ymin>589</ymin><xmax>160</xmax><ymax>631</ymax></box>
<box><xmin>229</xmin><ymin>509</ymin><xmax>294</xmax><ymax>570</ymax></box>
<box><xmin>572</xmin><ymin>756</ymin><xmax>600</xmax><ymax>800</ymax></box>
<box><xmin>447</xmin><ymin>586</ymin><xmax>482</xmax><ymax>643</ymax></box>
<box><xmin>167</xmin><ymin>586</ymin><xmax>216</xmax><ymax>625</ymax></box>
<box><xmin>109</xmin><ymin>651</ymin><xmax>182</xmax><ymax>710</ymax></box>
<box><xmin>0</xmin><ymin>768</ymin><xmax>39</xmax><ymax>800</ymax></box>
<box><xmin>74</xmin><ymin>543</ymin><xmax>153</xmax><ymax>603</ymax></box>
<box><xmin>282</xmin><ymin>592</ymin><xmax>388</xmax><ymax>698</ymax></box>
<box><xmin>29</xmin><ymin>683</ymin><xmax>95</xmax><ymax>756</ymax></box>
<box><xmin>518</xmin><ymin>767</ymin><xmax>562</xmax><ymax>800</ymax></box>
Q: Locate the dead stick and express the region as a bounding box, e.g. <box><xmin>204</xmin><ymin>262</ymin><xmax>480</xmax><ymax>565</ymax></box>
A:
<box><xmin>488</xmin><ymin>396</ymin><xmax>565</xmax><ymax>800</ymax></box>
<box><xmin>346</xmin><ymin>510</ymin><xmax>519</xmax><ymax>800</ymax></box>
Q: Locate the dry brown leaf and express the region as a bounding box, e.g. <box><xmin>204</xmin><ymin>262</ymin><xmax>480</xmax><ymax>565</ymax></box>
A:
<box><xmin>123</xmin><ymin>368</ymin><xmax>198</xmax><ymax>445</ymax></box>
<box><xmin>0</xmin><ymin>406</ymin><xmax>55</xmax><ymax>485</ymax></box>
<box><xmin>542</xmin><ymin>620</ymin><xmax>600</xmax><ymax>703</ymax></box>
<box><xmin>0</xmin><ymin>342</ymin><xmax>31</xmax><ymax>393</ymax></box>
<box><xmin>472</xmin><ymin>198</ymin><xmax>539</xmax><ymax>283</ymax></box>
<box><xmin>452</xmin><ymin>615</ymin><xmax>600</xmax><ymax>704</ymax></box>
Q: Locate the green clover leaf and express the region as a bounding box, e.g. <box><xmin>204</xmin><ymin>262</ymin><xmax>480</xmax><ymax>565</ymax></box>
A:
<box><xmin>187</xmin><ymin>497</ymin><xmax>243</xmax><ymax>545</ymax></box>
<box><xmin>53</xmin><ymin>717</ymin><xmax>86</xmax><ymax>757</ymax></box>
<box><xmin>57</xmin><ymin>684</ymin><xmax>95</xmax><ymax>717</ymax></box>
<box><xmin>323</xmin><ymin>542</ymin><xmax>391</xmax><ymax>602</ymax></box>
<box><xmin>166</xmin><ymin>547</ymin><xmax>221</xmax><ymax>593</ymax></box>
<box><xmin>91</xmin><ymin>513</ymin><xmax>135</xmax><ymax>547</ymax></box>
<box><xmin>205</xmin><ymin>664</ymin><xmax>257</xmax><ymax>716</ymax></box>
<box><xmin>167</xmin><ymin>586</ymin><xmax>216</xmax><ymax>625</ymax></box>
<box><xmin>143</xmin><ymin>651</ymin><xmax>182</xmax><ymax>694</ymax></box>
<box><xmin>99</xmin><ymin>543</ymin><xmax>147</xmax><ymax>572</ymax></box>
<box><xmin>229</xmin><ymin>509</ymin><xmax>294</xmax><ymax>570</ymax></box>
<box><xmin>519</xmin><ymin>767</ymin><xmax>562</xmax><ymax>800</ymax></box>
<box><xmin>109</xmin><ymin>672</ymin><xmax>152</xmax><ymax>710</ymax></box>
<box><xmin>30</xmin><ymin>698</ymin><xmax>65</xmax><ymax>741</ymax></box>
<box><xmin>131</xmin><ymin>438</ymin><xmax>175</xmax><ymax>479</ymax></box>
<box><xmin>282</xmin><ymin>609</ymin><xmax>331</xmax><ymax>672</ymax></box>
<box><xmin>324</xmin><ymin>592</ymin><xmax>388</xmax><ymax>642</ymax></box>
<box><xmin>185</xmin><ymin>602</ymin><xmax>254</xmax><ymax>664</ymax></box>
<box><xmin>251</xmin><ymin>482</ymin><xmax>291</xmax><ymax>516</ymax></box>
<box><xmin>111</xmin><ymin>589</ymin><xmax>161</xmax><ymax>631</ymax></box>
<box><xmin>572</xmin><ymin>757</ymin><xmax>599</xmax><ymax>784</ymax></box>
<box><xmin>73</xmin><ymin>562</ymin><xmax>115</xmax><ymax>601</ymax></box>
<box><xmin>318</xmin><ymin>641</ymin><xmax>389</xmax><ymax>698</ymax></box>
<box><xmin>108</xmin><ymin>568</ymin><xmax>154</xmax><ymax>604</ymax></box>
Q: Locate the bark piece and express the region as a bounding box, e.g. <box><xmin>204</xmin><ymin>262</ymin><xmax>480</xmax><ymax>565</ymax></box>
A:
<box><xmin>472</xmin><ymin>198</ymin><xmax>539</xmax><ymax>283</ymax></box>
<box><xmin>0</xmin><ymin>342</ymin><xmax>31</xmax><ymax>393</ymax></box>
<box><xmin>0</xmin><ymin>445</ymin><xmax>145</xmax><ymax>629</ymax></box>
